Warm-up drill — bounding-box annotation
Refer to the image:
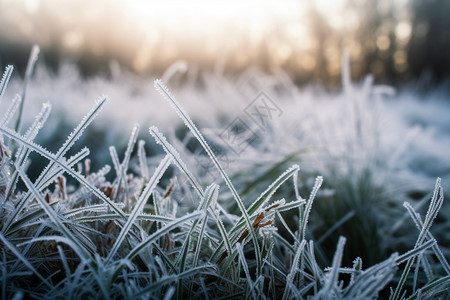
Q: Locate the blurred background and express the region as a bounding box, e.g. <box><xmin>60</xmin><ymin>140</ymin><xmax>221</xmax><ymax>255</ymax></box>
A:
<box><xmin>0</xmin><ymin>0</ymin><xmax>449</xmax><ymax>89</ymax></box>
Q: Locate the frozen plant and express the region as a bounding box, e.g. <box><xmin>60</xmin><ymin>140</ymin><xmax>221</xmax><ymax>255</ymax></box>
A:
<box><xmin>0</xmin><ymin>47</ymin><xmax>449</xmax><ymax>299</ymax></box>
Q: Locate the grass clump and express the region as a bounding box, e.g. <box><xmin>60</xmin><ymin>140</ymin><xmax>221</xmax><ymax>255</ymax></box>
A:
<box><xmin>0</xmin><ymin>49</ymin><xmax>449</xmax><ymax>299</ymax></box>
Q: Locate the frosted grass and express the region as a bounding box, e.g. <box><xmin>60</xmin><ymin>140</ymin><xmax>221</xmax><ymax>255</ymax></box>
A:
<box><xmin>0</xmin><ymin>51</ymin><xmax>449</xmax><ymax>299</ymax></box>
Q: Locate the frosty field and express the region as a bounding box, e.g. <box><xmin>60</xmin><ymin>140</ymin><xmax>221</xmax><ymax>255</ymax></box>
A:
<box><xmin>0</xmin><ymin>50</ymin><xmax>450</xmax><ymax>299</ymax></box>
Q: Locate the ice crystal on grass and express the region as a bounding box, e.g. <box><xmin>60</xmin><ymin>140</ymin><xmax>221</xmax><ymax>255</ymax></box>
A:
<box><xmin>0</xmin><ymin>65</ymin><xmax>13</xmax><ymax>100</ymax></box>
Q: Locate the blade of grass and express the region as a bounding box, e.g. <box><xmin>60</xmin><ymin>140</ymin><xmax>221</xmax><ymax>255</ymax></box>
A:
<box><xmin>149</xmin><ymin>126</ymin><xmax>204</xmax><ymax>198</ymax></box>
<box><xmin>319</xmin><ymin>236</ymin><xmax>346</xmax><ymax>297</ymax></box>
<box><xmin>138</xmin><ymin>140</ymin><xmax>149</xmax><ymax>180</ymax></box>
<box><xmin>176</xmin><ymin>183</ymin><xmax>218</xmax><ymax>269</ymax></box>
<box><xmin>407</xmin><ymin>275</ymin><xmax>450</xmax><ymax>299</ymax></box>
<box><xmin>14</xmin><ymin>45</ymin><xmax>39</xmax><ymax>134</ymax></box>
<box><xmin>111</xmin><ymin>211</ymin><xmax>203</xmax><ymax>282</ymax></box>
<box><xmin>299</xmin><ymin>176</ymin><xmax>323</xmax><ymax>241</ymax></box>
<box><xmin>3</xmin><ymin>96</ymin><xmax>109</xmax><ymax>233</ymax></box>
<box><xmin>392</xmin><ymin>178</ymin><xmax>444</xmax><ymax>300</ymax></box>
<box><xmin>111</xmin><ymin>124</ymin><xmax>139</xmax><ymax>203</ymax></box>
<box><xmin>73</xmin><ymin>213</ymin><xmax>173</xmax><ymax>224</ymax></box>
<box><xmin>16</xmin><ymin>165</ymin><xmax>92</xmax><ymax>262</ymax></box>
<box><xmin>0</xmin><ymin>65</ymin><xmax>13</xmax><ymax>100</ymax></box>
<box><xmin>403</xmin><ymin>202</ymin><xmax>450</xmax><ymax>274</ymax></box>
<box><xmin>154</xmin><ymin>79</ymin><xmax>262</xmax><ymax>275</ymax></box>
<box><xmin>134</xmin><ymin>265</ymin><xmax>215</xmax><ymax>297</ymax></box>
<box><xmin>211</xmin><ymin>164</ymin><xmax>300</xmax><ymax>262</ymax></box>
<box><xmin>5</xmin><ymin>102</ymin><xmax>52</xmax><ymax>199</ymax></box>
<box><xmin>0</xmin><ymin>125</ymin><xmax>125</xmax><ymax>218</ymax></box>
<box><xmin>236</xmin><ymin>242</ymin><xmax>257</xmax><ymax>300</ymax></box>
<box><xmin>0</xmin><ymin>231</ymin><xmax>52</xmax><ymax>288</ymax></box>
<box><xmin>282</xmin><ymin>239</ymin><xmax>306</xmax><ymax>300</ymax></box>
<box><xmin>2</xmin><ymin>147</ymin><xmax>90</xmax><ymax>234</ymax></box>
<box><xmin>107</xmin><ymin>154</ymin><xmax>172</xmax><ymax>262</ymax></box>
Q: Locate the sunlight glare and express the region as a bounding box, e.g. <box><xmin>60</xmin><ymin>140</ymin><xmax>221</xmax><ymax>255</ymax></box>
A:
<box><xmin>126</xmin><ymin>0</ymin><xmax>304</xmax><ymax>35</ymax></box>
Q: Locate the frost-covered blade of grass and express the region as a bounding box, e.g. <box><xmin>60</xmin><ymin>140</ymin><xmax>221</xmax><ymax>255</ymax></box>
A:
<box><xmin>0</xmin><ymin>65</ymin><xmax>13</xmax><ymax>100</ymax></box>
<box><xmin>149</xmin><ymin>126</ymin><xmax>204</xmax><ymax>198</ymax></box>
<box><xmin>72</xmin><ymin>213</ymin><xmax>174</xmax><ymax>224</ymax></box>
<box><xmin>111</xmin><ymin>124</ymin><xmax>139</xmax><ymax>203</ymax></box>
<box><xmin>306</xmin><ymin>241</ymin><xmax>323</xmax><ymax>294</ymax></box>
<box><xmin>403</xmin><ymin>202</ymin><xmax>450</xmax><ymax>274</ymax></box>
<box><xmin>107</xmin><ymin>154</ymin><xmax>172</xmax><ymax>261</ymax></box>
<box><xmin>247</xmin><ymin>164</ymin><xmax>300</xmax><ymax>217</ymax></box>
<box><xmin>210</xmin><ymin>164</ymin><xmax>300</xmax><ymax>263</ymax></box>
<box><xmin>210</xmin><ymin>207</ymin><xmax>233</xmax><ymax>267</ymax></box>
<box><xmin>2</xmin><ymin>97</ymin><xmax>110</xmax><ymax>233</ymax></box>
<box><xmin>407</xmin><ymin>275</ymin><xmax>450</xmax><ymax>299</ymax></box>
<box><xmin>392</xmin><ymin>178</ymin><xmax>444</xmax><ymax>300</ymax></box>
<box><xmin>111</xmin><ymin>211</ymin><xmax>204</xmax><ymax>281</ymax></box>
<box><xmin>299</xmin><ymin>176</ymin><xmax>323</xmax><ymax>241</ymax></box>
<box><xmin>63</xmin><ymin>204</ymin><xmax>108</xmax><ymax>218</ymax></box>
<box><xmin>0</xmin><ymin>94</ymin><xmax>21</xmax><ymax>128</ymax></box>
<box><xmin>176</xmin><ymin>183</ymin><xmax>218</xmax><ymax>270</ymax></box>
<box><xmin>154</xmin><ymin>79</ymin><xmax>263</xmax><ymax>275</ymax></box>
<box><xmin>0</xmin><ymin>231</ymin><xmax>52</xmax><ymax>288</ymax></box>
<box><xmin>16</xmin><ymin>165</ymin><xmax>92</xmax><ymax>262</ymax></box>
<box><xmin>55</xmin><ymin>96</ymin><xmax>107</xmax><ymax>158</ymax></box>
<box><xmin>193</xmin><ymin>214</ymin><xmax>208</xmax><ymax>268</ymax></box>
<box><xmin>236</xmin><ymin>242</ymin><xmax>257</xmax><ymax>299</ymax></box>
<box><xmin>0</xmin><ymin>125</ymin><xmax>125</xmax><ymax>218</ymax></box>
<box><xmin>5</xmin><ymin>102</ymin><xmax>52</xmax><ymax>198</ymax></box>
<box><xmin>2</xmin><ymin>147</ymin><xmax>90</xmax><ymax>234</ymax></box>
<box><xmin>15</xmin><ymin>45</ymin><xmax>39</xmax><ymax>133</ymax></box>
<box><xmin>138</xmin><ymin>140</ymin><xmax>149</xmax><ymax>180</ymax></box>
<box><xmin>282</xmin><ymin>239</ymin><xmax>306</xmax><ymax>300</ymax></box>
<box><xmin>319</xmin><ymin>236</ymin><xmax>346</xmax><ymax>298</ymax></box>
<box><xmin>394</xmin><ymin>239</ymin><xmax>436</xmax><ymax>265</ymax></box>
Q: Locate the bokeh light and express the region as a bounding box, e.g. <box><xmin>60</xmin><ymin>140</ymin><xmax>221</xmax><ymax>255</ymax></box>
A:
<box><xmin>0</xmin><ymin>0</ymin><xmax>449</xmax><ymax>86</ymax></box>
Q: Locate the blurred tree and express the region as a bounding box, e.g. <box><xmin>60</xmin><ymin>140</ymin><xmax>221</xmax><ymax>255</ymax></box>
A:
<box><xmin>408</xmin><ymin>0</ymin><xmax>450</xmax><ymax>83</ymax></box>
<box><xmin>0</xmin><ymin>0</ymin><xmax>449</xmax><ymax>88</ymax></box>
